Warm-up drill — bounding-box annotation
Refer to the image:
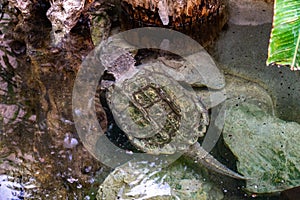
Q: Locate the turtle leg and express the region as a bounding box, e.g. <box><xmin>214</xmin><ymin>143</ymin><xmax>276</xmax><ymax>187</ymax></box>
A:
<box><xmin>184</xmin><ymin>142</ymin><xmax>247</xmax><ymax>180</ymax></box>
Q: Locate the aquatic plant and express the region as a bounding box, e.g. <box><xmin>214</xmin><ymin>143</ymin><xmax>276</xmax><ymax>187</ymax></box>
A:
<box><xmin>267</xmin><ymin>0</ymin><xmax>300</xmax><ymax>70</ymax></box>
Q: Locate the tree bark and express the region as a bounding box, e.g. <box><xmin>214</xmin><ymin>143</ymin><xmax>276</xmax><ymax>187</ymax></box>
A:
<box><xmin>120</xmin><ymin>0</ymin><xmax>228</xmax><ymax>47</ymax></box>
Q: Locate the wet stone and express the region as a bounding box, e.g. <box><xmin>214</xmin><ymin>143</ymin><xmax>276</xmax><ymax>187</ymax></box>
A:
<box><xmin>97</xmin><ymin>159</ymin><xmax>224</xmax><ymax>200</ymax></box>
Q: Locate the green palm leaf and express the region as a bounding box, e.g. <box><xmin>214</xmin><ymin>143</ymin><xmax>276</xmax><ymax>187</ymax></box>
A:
<box><xmin>267</xmin><ymin>0</ymin><xmax>300</xmax><ymax>70</ymax></box>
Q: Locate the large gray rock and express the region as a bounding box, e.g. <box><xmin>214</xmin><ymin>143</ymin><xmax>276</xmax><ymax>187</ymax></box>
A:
<box><xmin>223</xmin><ymin>102</ymin><xmax>300</xmax><ymax>194</ymax></box>
<box><xmin>97</xmin><ymin>159</ymin><xmax>224</xmax><ymax>200</ymax></box>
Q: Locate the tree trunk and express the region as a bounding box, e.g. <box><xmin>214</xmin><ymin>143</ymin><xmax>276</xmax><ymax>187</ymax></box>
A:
<box><xmin>120</xmin><ymin>0</ymin><xmax>228</xmax><ymax>47</ymax></box>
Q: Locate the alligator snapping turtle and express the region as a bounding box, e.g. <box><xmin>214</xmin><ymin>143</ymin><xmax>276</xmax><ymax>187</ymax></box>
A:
<box><xmin>98</xmin><ymin>47</ymin><xmax>246</xmax><ymax>179</ymax></box>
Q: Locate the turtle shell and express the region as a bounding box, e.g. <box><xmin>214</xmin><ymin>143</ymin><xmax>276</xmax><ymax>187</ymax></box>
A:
<box><xmin>107</xmin><ymin>62</ymin><xmax>209</xmax><ymax>155</ymax></box>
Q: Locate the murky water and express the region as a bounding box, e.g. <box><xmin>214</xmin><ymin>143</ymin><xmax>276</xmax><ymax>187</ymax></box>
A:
<box><xmin>0</xmin><ymin>2</ymin><xmax>111</xmax><ymax>199</ymax></box>
<box><xmin>0</xmin><ymin>0</ymin><xmax>298</xmax><ymax>199</ymax></box>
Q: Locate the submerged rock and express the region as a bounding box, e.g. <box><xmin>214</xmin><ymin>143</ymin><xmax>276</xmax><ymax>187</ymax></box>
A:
<box><xmin>223</xmin><ymin>74</ymin><xmax>275</xmax><ymax>115</ymax></box>
<box><xmin>8</xmin><ymin>0</ymin><xmax>33</xmax><ymax>18</ymax></box>
<box><xmin>97</xmin><ymin>159</ymin><xmax>224</xmax><ymax>200</ymax></box>
<box><xmin>223</xmin><ymin>102</ymin><xmax>300</xmax><ymax>194</ymax></box>
<box><xmin>46</xmin><ymin>0</ymin><xmax>85</xmax><ymax>45</ymax></box>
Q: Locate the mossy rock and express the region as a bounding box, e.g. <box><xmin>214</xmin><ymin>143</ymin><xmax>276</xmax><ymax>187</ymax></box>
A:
<box><xmin>97</xmin><ymin>158</ymin><xmax>224</xmax><ymax>200</ymax></box>
<box><xmin>223</xmin><ymin>102</ymin><xmax>300</xmax><ymax>194</ymax></box>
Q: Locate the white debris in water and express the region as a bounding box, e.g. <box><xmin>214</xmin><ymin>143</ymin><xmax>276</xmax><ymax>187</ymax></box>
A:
<box><xmin>74</xmin><ymin>108</ymin><xmax>82</xmax><ymax>116</ymax></box>
<box><xmin>124</xmin><ymin>178</ymin><xmax>171</xmax><ymax>200</ymax></box>
<box><xmin>157</xmin><ymin>0</ymin><xmax>169</xmax><ymax>25</ymax></box>
<box><xmin>60</xmin><ymin>117</ymin><xmax>73</xmax><ymax>125</ymax></box>
<box><xmin>0</xmin><ymin>175</ymin><xmax>36</xmax><ymax>199</ymax></box>
<box><xmin>149</xmin><ymin>162</ymin><xmax>156</xmax><ymax>167</ymax></box>
<box><xmin>67</xmin><ymin>177</ymin><xmax>78</xmax><ymax>183</ymax></box>
<box><xmin>63</xmin><ymin>133</ymin><xmax>79</xmax><ymax>149</ymax></box>
<box><xmin>115</xmin><ymin>164</ymin><xmax>171</xmax><ymax>200</ymax></box>
<box><xmin>84</xmin><ymin>195</ymin><xmax>91</xmax><ymax>200</ymax></box>
<box><xmin>125</xmin><ymin>150</ymin><xmax>133</xmax><ymax>155</ymax></box>
<box><xmin>68</xmin><ymin>153</ymin><xmax>73</xmax><ymax>161</ymax></box>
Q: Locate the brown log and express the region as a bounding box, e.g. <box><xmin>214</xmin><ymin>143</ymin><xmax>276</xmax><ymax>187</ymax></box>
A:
<box><xmin>120</xmin><ymin>0</ymin><xmax>228</xmax><ymax>47</ymax></box>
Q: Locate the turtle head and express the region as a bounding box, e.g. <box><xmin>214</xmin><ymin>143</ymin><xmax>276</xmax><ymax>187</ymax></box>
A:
<box><xmin>103</xmin><ymin>49</ymin><xmax>136</xmax><ymax>81</ymax></box>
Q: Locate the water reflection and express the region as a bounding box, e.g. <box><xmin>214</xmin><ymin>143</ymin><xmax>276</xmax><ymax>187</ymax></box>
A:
<box><xmin>0</xmin><ymin>2</ymin><xmax>110</xmax><ymax>198</ymax></box>
<box><xmin>0</xmin><ymin>0</ymin><xmax>295</xmax><ymax>199</ymax></box>
<box><xmin>0</xmin><ymin>174</ymin><xmax>36</xmax><ymax>199</ymax></box>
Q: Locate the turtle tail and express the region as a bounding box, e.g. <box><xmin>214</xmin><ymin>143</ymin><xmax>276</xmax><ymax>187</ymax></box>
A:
<box><xmin>185</xmin><ymin>142</ymin><xmax>249</xmax><ymax>180</ymax></box>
